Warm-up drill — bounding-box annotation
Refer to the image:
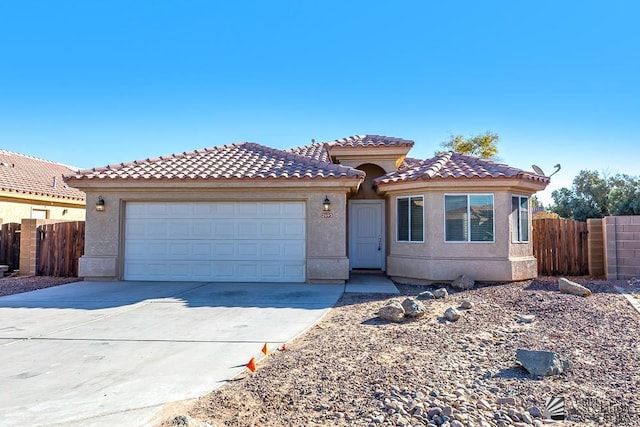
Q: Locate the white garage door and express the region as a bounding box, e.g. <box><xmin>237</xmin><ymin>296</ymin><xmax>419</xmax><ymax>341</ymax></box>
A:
<box><xmin>124</xmin><ymin>202</ymin><xmax>306</xmax><ymax>282</ymax></box>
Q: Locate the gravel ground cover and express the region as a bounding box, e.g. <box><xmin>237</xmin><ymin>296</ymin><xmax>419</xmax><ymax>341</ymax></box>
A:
<box><xmin>162</xmin><ymin>277</ymin><xmax>640</xmax><ymax>427</ymax></box>
<box><xmin>0</xmin><ymin>275</ymin><xmax>81</xmax><ymax>297</ymax></box>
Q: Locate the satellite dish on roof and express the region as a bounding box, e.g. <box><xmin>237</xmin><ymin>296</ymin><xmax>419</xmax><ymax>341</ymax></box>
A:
<box><xmin>531</xmin><ymin>164</ymin><xmax>562</xmax><ymax>178</ymax></box>
<box><xmin>532</xmin><ymin>165</ymin><xmax>545</xmax><ymax>176</ymax></box>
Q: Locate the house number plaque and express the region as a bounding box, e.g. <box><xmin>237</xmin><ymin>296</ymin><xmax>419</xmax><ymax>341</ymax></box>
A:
<box><xmin>321</xmin><ymin>212</ymin><xmax>333</xmax><ymax>218</ymax></box>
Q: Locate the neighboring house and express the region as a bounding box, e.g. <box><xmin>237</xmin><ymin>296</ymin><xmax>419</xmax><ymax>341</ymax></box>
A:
<box><xmin>0</xmin><ymin>149</ymin><xmax>86</xmax><ymax>223</ymax></box>
<box><xmin>64</xmin><ymin>135</ymin><xmax>549</xmax><ymax>284</ymax></box>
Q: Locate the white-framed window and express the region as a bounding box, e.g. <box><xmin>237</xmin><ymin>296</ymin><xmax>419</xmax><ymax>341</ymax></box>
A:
<box><xmin>31</xmin><ymin>209</ymin><xmax>48</xmax><ymax>219</ymax></box>
<box><xmin>444</xmin><ymin>194</ymin><xmax>494</xmax><ymax>242</ymax></box>
<box><xmin>511</xmin><ymin>196</ymin><xmax>530</xmax><ymax>242</ymax></box>
<box><xmin>397</xmin><ymin>195</ymin><xmax>424</xmax><ymax>242</ymax></box>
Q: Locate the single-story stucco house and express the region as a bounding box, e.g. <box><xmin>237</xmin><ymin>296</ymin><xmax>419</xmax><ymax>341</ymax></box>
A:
<box><xmin>64</xmin><ymin>135</ymin><xmax>549</xmax><ymax>284</ymax></box>
<box><xmin>0</xmin><ymin>149</ymin><xmax>85</xmax><ymax>223</ymax></box>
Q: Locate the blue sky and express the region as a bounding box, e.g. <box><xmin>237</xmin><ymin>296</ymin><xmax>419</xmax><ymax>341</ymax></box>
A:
<box><xmin>1</xmin><ymin>1</ymin><xmax>638</xmax><ymax>205</ymax></box>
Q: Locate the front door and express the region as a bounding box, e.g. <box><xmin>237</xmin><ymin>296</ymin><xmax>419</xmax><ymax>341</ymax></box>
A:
<box><xmin>349</xmin><ymin>200</ymin><xmax>385</xmax><ymax>270</ymax></box>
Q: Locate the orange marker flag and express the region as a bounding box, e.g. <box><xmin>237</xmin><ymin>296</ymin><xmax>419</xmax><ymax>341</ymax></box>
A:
<box><xmin>247</xmin><ymin>357</ymin><xmax>256</xmax><ymax>373</ymax></box>
<box><xmin>261</xmin><ymin>343</ymin><xmax>269</xmax><ymax>356</ymax></box>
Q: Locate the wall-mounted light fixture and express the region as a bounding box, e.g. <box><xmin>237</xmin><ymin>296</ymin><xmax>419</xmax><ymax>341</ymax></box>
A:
<box><xmin>95</xmin><ymin>196</ymin><xmax>105</xmax><ymax>212</ymax></box>
<box><xmin>323</xmin><ymin>196</ymin><xmax>331</xmax><ymax>212</ymax></box>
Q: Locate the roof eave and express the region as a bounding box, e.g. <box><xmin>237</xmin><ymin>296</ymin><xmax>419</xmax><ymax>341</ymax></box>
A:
<box><xmin>376</xmin><ymin>176</ymin><xmax>550</xmax><ymax>194</ymax></box>
<box><xmin>0</xmin><ymin>190</ymin><xmax>86</xmax><ymax>206</ymax></box>
<box><xmin>65</xmin><ymin>176</ymin><xmax>365</xmax><ymax>191</ymax></box>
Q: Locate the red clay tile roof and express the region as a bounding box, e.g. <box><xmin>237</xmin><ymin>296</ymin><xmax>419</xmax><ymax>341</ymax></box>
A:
<box><xmin>329</xmin><ymin>134</ymin><xmax>415</xmax><ymax>148</ymax></box>
<box><xmin>287</xmin><ymin>142</ymin><xmax>330</xmax><ymax>162</ymax></box>
<box><xmin>0</xmin><ymin>149</ymin><xmax>85</xmax><ymax>201</ymax></box>
<box><xmin>375</xmin><ymin>152</ymin><xmax>549</xmax><ymax>185</ymax></box>
<box><xmin>66</xmin><ymin>143</ymin><xmax>364</xmax><ymax>181</ymax></box>
<box><xmin>399</xmin><ymin>157</ymin><xmax>423</xmax><ymax>170</ymax></box>
<box><xmin>287</xmin><ymin>135</ymin><xmax>414</xmax><ymax>162</ymax></box>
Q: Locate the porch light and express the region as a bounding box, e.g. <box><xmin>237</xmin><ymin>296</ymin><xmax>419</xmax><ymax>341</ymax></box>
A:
<box><xmin>323</xmin><ymin>196</ymin><xmax>331</xmax><ymax>212</ymax></box>
<box><xmin>95</xmin><ymin>196</ymin><xmax>105</xmax><ymax>212</ymax></box>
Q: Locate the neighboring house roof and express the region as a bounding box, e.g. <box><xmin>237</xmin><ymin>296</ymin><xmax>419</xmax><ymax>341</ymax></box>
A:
<box><xmin>0</xmin><ymin>149</ymin><xmax>85</xmax><ymax>202</ymax></box>
<box><xmin>66</xmin><ymin>142</ymin><xmax>364</xmax><ymax>182</ymax></box>
<box><xmin>375</xmin><ymin>151</ymin><xmax>549</xmax><ymax>185</ymax></box>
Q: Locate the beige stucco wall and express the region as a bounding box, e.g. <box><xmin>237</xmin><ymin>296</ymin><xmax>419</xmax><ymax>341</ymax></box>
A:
<box><xmin>75</xmin><ymin>183</ymin><xmax>354</xmax><ymax>283</ymax></box>
<box><xmin>0</xmin><ymin>199</ymin><xmax>85</xmax><ymax>224</ymax></box>
<box><xmin>384</xmin><ymin>182</ymin><xmax>542</xmax><ymax>283</ymax></box>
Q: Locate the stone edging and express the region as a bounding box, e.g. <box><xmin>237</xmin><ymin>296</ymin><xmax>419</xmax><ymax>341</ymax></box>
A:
<box><xmin>615</xmin><ymin>286</ymin><xmax>640</xmax><ymax>315</ymax></box>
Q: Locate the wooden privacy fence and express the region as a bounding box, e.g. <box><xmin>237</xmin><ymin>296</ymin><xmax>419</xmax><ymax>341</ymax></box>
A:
<box><xmin>0</xmin><ymin>222</ymin><xmax>21</xmax><ymax>271</ymax></box>
<box><xmin>533</xmin><ymin>218</ymin><xmax>589</xmax><ymax>276</ymax></box>
<box><xmin>36</xmin><ymin>221</ymin><xmax>85</xmax><ymax>276</ymax></box>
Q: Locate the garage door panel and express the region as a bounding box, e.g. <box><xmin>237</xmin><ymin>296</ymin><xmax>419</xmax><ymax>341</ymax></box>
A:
<box><xmin>237</xmin><ymin>222</ymin><xmax>258</xmax><ymax>238</ymax></box>
<box><xmin>283</xmin><ymin>242</ymin><xmax>305</xmax><ymax>258</ymax></box>
<box><xmin>284</xmin><ymin>202</ymin><xmax>305</xmax><ymax>217</ymax></box>
<box><xmin>125</xmin><ymin>202</ymin><xmax>306</xmax><ymax>282</ymax></box>
<box><xmin>127</xmin><ymin>240</ymin><xmax>304</xmax><ymax>261</ymax></box>
<box><xmin>283</xmin><ymin>264</ymin><xmax>305</xmax><ymax>279</ymax></box>
<box><xmin>284</xmin><ymin>222</ymin><xmax>305</xmax><ymax>238</ymax></box>
<box><xmin>125</xmin><ymin>260</ymin><xmax>306</xmax><ymax>282</ymax></box>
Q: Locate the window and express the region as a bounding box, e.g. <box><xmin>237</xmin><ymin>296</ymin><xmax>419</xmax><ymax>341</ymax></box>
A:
<box><xmin>511</xmin><ymin>196</ymin><xmax>529</xmax><ymax>242</ymax></box>
<box><xmin>31</xmin><ymin>209</ymin><xmax>48</xmax><ymax>219</ymax></box>
<box><xmin>397</xmin><ymin>196</ymin><xmax>424</xmax><ymax>242</ymax></box>
<box><xmin>445</xmin><ymin>194</ymin><xmax>494</xmax><ymax>242</ymax></box>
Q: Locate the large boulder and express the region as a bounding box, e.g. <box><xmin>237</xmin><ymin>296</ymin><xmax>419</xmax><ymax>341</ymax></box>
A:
<box><xmin>444</xmin><ymin>307</ymin><xmax>462</xmax><ymax>322</ymax></box>
<box><xmin>452</xmin><ymin>274</ymin><xmax>475</xmax><ymax>290</ymax></box>
<box><xmin>378</xmin><ymin>301</ymin><xmax>405</xmax><ymax>323</ymax></box>
<box><xmin>516</xmin><ymin>349</ymin><xmax>571</xmax><ymax>377</ymax></box>
<box><xmin>402</xmin><ymin>298</ymin><xmax>427</xmax><ymax>318</ymax></box>
<box><xmin>558</xmin><ymin>278</ymin><xmax>592</xmax><ymax>297</ymax></box>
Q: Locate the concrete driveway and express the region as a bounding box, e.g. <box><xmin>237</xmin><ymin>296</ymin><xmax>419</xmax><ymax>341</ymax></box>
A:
<box><xmin>0</xmin><ymin>281</ymin><xmax>344</xmax><ymax>426</ymax></box>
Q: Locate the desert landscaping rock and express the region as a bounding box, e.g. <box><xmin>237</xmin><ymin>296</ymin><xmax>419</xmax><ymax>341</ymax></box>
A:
<box><xmin>497</xmin><ymin>397</ymin><xmax>517</xmax><ymax>405</ymax></box>
<box><xmin>516</xmin><ymin>348</ymin><xmax>572</xmax><ymax>377</ymax></box>
<box><xmin>167</xmin><ymin>277</ymin><xmax>640</xmax><ymax>426</ymax></box>
<box><xmin>433</xmin><ymin>288</ymin><xmax>448</xmax><ymax>299</ymax></box>
<box><xmin>172</xmin><ymin>415</ymin><xmax>213</xmax><ymax>427</ymax></box>
<box><xmin>452</xmin><ymin>274</ymin><xmax>475</xmax><ymax>290</ymax></box>
<box><xmin>558</xmin><ymin>277</ymin><xmax>592</xmax><ymax>297</ymax></box>
<box><xmin>378</xmin><ymin>300</ymin><xmax>405</xmax><ymax>322</ymax></box>
<box><xmin>444</xmin><ymin>306</ymin><xmax>462</xmax><ymax>321</ymax></box>
<box><xmin>417</xmin><ymin>290</ymin><xmax>435</xmax><ymax>300</ymax></box>
<box><xmin>517</xmin><ymin>314</ymin><xmax>536</xmax><ymax>323</ymax></box>
<box><xmin>401</xmin><ymin>297</ymin><xmax>427</xmax><ymax>318</ymax></box>
<box><xmin>460</xmin><ymin>299</ymin><xmax>474</xmax><ymax>309</ymax></box>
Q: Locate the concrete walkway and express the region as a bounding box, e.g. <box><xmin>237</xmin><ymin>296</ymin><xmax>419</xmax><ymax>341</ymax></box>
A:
<box><xmin>0</xmin><ymin>281</ymin><xmax>344</xmax><ymax>427</ymax></box>
<box><xmin>345</xmin><ymin>272</ymin><xmax>400</xmax><ymax>294</ymax></box>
